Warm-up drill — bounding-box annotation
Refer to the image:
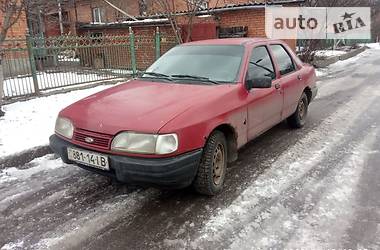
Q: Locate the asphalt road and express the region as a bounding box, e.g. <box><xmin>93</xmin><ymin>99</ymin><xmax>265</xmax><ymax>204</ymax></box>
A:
<box><xmin>1</xmin><ymin>48</ymin><xmax>380</xmax><ymax>250</ymax></box>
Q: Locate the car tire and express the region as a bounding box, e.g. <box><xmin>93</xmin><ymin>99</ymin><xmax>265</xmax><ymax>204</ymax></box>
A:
<box><xmin>193</xmin><ymin>131</ymin><xmax>227</xmax><ymax>196</ymax></box>
<box><xmin>288</xmin><ymin>92</ymin><xmax>309</xmax><ymax>129</ymax></box>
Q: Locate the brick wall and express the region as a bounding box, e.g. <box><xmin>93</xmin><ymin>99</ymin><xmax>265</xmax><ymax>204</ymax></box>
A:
<box><xmin>0</xmin><ymin>9</ymin><xmax>28</xmax><ymax>39</ymax></box>
<box><xmin>216</xmin><ymin>9</ymin><xmax>296</xmax><ymax>50</ymax></box>
<box><xmin>175</xmin><ymin>9</ymin><xmax>296</xmax><ymax>50</ymax></box>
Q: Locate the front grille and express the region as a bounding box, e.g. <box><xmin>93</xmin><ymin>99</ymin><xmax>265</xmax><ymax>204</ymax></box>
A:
<box><xmin>73</xmin><ymin>129</ymin><xmax>112</xmax><ymax>150</ymax></box>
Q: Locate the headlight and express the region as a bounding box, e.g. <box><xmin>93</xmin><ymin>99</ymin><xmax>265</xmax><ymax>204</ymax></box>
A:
<box><xmin>55</xmin><ymin>117</ymin><xmax>74</xmax><ymax>139</ymax></box>
<box><xmin>111</xmin><ymin>132</ymin><xmax>178</xmax><ymax>155</ymax></box>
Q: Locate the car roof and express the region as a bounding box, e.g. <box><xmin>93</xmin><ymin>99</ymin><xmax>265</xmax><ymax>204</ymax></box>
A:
<box><xmin>182</xmin><ymin>38</ymin><xmax>280</xmax><ymax>46</ymax></box>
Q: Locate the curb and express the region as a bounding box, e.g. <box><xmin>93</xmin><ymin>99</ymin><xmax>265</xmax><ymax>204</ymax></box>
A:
<box><xmin>0</xmin><ymin>146</ymin><xmax>52</xmax><ymax>170</ymax></box>
<box><xmin>313</xmin><ymin>47</ymin><xmax>367</xmax><ymax>68</ymax></box>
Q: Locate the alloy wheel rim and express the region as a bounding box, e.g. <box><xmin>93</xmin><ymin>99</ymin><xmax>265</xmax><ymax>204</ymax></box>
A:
<box><xmin>212</xmin><ymin>143</ymin><xmax>225</xmax><ymax>186</ymax></box>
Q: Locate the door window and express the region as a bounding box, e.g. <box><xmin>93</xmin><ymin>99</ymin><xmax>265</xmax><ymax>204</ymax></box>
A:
<box><xmin>270</xmin><ymin>45</ymin><xmax>296</xmax><ymax>75</ymax></box>
<box><xmin>248</xmin><ymin>46</ymin><xmax>276</xmax><ymax>80</ymax></box>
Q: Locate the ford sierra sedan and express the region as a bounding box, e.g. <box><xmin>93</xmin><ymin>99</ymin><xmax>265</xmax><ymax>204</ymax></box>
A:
<box><xmin>50</xmin><ymin>38</ymin><xmax>317</xmax><ymax>196</ymax></box>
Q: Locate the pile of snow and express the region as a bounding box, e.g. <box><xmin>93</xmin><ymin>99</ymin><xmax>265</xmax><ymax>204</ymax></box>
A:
<box><xmin>315</xmin><ymin>68</ymin><xmax>328</xmax><ymax>78</ymax></box>
<box><xmin>0</xmin><ymin>84</ymin><xmax>115</xmax><ymax>158</ymax></box>
<box><xmin>364</xmin><ymin>43</ymin><xmax>380</xmax><ymax>50</ymax></box>
<box><xmin>314</xmin><ymin>50</ymin><xmax>347</xmax><ymax>58</ymax></box>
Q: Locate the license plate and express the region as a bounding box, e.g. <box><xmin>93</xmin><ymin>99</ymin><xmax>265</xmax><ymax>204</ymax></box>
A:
<box><xmin>67</xmin><ymin>148</ymin><xmax>109</xmax><ymax>171</ymax></box>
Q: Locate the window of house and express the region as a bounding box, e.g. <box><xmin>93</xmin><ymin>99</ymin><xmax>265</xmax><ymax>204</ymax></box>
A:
<box><xmin>92</xmin><ymin>7</ymin><xmax>104</xmax><ymax>23</ymax></box>
<box><xmin>270</xmin><ymin>45</ymin><xmax>296</xmax><ymax>75</ymax></box>
<box><xmin>248</xmin><ymin>46</ymin><xmax>276</xmax><ymax>80</ymax></box>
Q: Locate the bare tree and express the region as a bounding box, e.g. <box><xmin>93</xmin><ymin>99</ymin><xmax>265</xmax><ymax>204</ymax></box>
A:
<box><xmin>102</xmin><ymin>0</ymin><xmax>138</xmax><ymax>21</ymax></box>
<box><xmin>151</xmin><ymin>0</ymin><xmax>210</xmax><ymax>44</ymax></box>
<box><xmin>0</xmin><ymin>0</ymin><xmax>26</xmax><ymax>116</ymax></box>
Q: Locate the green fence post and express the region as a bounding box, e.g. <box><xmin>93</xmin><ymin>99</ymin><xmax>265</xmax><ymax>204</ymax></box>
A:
<box><xmin>155</xmin><ymin>27</ymin><xmax>161</xmax><ymax>60</ymax></box>
<box><xmin>26</xmin><ymin>31</ymin><xmax>39</xmax><ymax>95</ymax></box>
<box><xmin>129</xmin><ymin>27</ymin><xmax>137</xmax><ymax>77</ymax></box>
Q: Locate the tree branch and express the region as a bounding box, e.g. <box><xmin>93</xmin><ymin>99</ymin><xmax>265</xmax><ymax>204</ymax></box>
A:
<box><xmin>102</xmin><ymin>0</ymin><xmax>138</xmax><ymax>21</ymax></box>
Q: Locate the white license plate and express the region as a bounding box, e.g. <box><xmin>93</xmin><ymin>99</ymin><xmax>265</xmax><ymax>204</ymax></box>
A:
<box><xmin>67</xmin><ymin>148</ymin><xmax>109</xmax><ymax>171</ymax></box>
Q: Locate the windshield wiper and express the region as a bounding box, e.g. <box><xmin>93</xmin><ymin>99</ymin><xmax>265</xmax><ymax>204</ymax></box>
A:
<box><xmin>144</xmin><ymin>71</ymin><xmax>170</xmax><ymax>78</ymax></box>
<box><xmin>171</xmin><ymin>74</ymin><xmax>220</xmax><ymax>85</ymax></box>
<box><xmin>141</xmin><ymin>71</ymin><xmax>173</xmax><ymax>81</ymax></box>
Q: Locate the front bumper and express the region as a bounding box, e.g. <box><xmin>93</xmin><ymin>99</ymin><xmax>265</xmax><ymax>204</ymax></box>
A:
<box><xmin>49</xmin><ymin>135</ymin><xmax>202</xmax><ymax>188</ymax></box>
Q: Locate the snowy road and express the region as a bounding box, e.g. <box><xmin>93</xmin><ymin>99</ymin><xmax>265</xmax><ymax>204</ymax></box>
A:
<box><xmin>1</xmin><ymin>47</ymin><xmax>380</xmax><ymax>250</ymax></box>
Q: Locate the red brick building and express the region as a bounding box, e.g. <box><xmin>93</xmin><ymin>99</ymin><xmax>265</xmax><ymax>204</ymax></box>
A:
<box><xmin>77</xmin><ymin>1</ymin><xmax>303</xmax><ymax>48</ymax></box>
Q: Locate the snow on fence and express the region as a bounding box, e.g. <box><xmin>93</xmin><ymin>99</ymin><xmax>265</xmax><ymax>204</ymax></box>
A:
<box><xmin>0</xmin><ymin>28</ymin><xmax>177</xmax><ymax>99</ymax></box>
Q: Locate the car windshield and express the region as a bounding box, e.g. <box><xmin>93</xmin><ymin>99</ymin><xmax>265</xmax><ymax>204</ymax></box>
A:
<box><xmin>142</xmin><ymin>45</ymin><xmax>245</xmax><ymax>84</ymax></box>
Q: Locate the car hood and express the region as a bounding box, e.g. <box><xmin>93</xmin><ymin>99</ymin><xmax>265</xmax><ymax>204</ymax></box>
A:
<box><xmin>60</xmin><ymin>79</ymin><xmax>237</xmax><ymax>135</ymax></box>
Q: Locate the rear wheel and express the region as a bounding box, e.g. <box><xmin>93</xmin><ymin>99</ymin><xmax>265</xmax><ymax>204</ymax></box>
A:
<box><xmin>193</xmin><ymin>131</ymin><xmax>227</xmax><ymax>196</ymax></box>
<box><xmin>288</xmin><ymin>92</ymin><xmax>309</xmax><ymax>129</ymax></box>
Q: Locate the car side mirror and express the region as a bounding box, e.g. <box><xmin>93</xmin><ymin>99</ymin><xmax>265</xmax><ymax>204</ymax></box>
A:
<box><xmin>246</xmin><ymin>75</ymin><xmax>273</xmax><ymax>91</ymax></box>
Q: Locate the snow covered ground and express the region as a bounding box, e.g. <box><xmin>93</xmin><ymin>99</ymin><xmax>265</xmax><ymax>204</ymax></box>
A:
<box><xmin>315</xmin><ymin>43</ymin><xmax>380</xmax><ymax>77</ymax></box>
<box><xmin>0</xmin><ymin>84</ymin><xmax>116</xmax><ymax>159</ymax></box>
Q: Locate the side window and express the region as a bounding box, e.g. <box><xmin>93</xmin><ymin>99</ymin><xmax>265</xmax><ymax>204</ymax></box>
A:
<box><xmin>270</xmin><ymin>45</ymin><xmax>296</xmax><ymax>75</ymax></box>
<box><xmin>248</xmin><ymin>46</ymin><xmax>276</xmax><ymax>80</ymax></box>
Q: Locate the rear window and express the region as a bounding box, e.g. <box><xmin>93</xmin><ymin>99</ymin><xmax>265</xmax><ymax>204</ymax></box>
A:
<box><xmin>145</xmin><ymin>45</ymin><xmax>245</xmax><ymax>83</ymax></box>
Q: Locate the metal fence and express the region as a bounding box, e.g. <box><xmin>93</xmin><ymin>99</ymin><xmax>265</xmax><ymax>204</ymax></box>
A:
<box><xmin>0</xmin><ymin>28</ymin><xmax>178</xmax><ymax>99</ymax></box>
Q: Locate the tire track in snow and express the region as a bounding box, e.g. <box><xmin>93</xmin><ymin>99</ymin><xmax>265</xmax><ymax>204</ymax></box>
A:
<box><xmin>229</xmin><ymin>127</ymin><xmax>379</xmax><ymax>250</ymax></box>
<box><xmin>0</xmin><ymin>155</ymin><xmax>159</xmax><ymax>249</ymax></box>
<box><xmin>190</xmin><ymin>86</ymin><xmax>380</xmax><ymax>249</ymax></box>
<box><xmin>33</xmin><ymin>189</ymin><xmax>159</xmax><ymax>250</ymax></box>
<box><xmin>283</xmin><ymin>130</ymin><xmax>379</xmax><ymax>249</ymax></box>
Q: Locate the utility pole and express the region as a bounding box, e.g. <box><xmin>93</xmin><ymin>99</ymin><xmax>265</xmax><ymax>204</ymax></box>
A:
<box><xmin>58</xmin><ymin>0</ymin><xmax>64</xmax><ymax>35</ymax></box>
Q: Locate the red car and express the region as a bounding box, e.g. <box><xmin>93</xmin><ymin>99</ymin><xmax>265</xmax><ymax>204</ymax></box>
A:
<box><xmin>50</xmin><ymin>38</ymin><xmax>317</xmax><ymax>195</ymax></box>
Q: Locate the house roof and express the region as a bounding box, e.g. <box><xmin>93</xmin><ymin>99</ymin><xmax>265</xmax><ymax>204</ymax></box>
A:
<box><xmin>143</xmin><ymin>0</ymin><xmax>305</xmax><ymax>18</ymax></box>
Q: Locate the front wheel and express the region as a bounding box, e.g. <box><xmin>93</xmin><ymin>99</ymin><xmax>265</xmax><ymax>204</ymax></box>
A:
<box><xmin>193</xmin><ymin>131</ymin><xmax>227</xmax><ymax>196</ymax></box>
<box><xmin>288</xmin><ymin>92</ymin><xmax>309</xmax><ymax>129</ymax></box>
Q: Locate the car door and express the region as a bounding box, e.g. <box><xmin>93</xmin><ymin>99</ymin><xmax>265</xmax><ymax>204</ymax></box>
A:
<box><xmin>246</xmin><ymin>45</ymin><xmax>284</xmax><ymax>140</ymax></box>
<box><xmin>269</xmin><ymin>44</ymin><xmax>304</xmax><ymax>120</ymax></box>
